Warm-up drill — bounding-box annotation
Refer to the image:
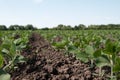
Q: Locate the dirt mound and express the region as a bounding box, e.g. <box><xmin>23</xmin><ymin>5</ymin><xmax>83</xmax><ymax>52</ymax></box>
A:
<box><xmin>11</xmin><ymin>33</ymin><xmax>107</xmax><ymax>80</ymax></box>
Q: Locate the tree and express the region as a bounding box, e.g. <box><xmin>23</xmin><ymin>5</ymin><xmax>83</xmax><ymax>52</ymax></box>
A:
<box><xmin>0</xmin><ymin>25</ymin><xmax>7</xmax><ymax>30</ymax></box>
<box><xmin>73</xmin><ymin>24</ymin><xmax>86</xmax><ymax>30</ymax></box>
<box><xmin>54</xmin><ymin>24</ymin><xmax>72</xmax><ymax>30</ymax></box>
<box><xmin>19</xmin><ymin>25</ymin><xmax>25</xmax><ymax>30</ymax></box>
<box><xmin>74</xmin><ymin>25</ymin><xmax>79</xmax><ymax>30</ymax></box>
<box><xmin>77</xmin><ymin>24</ymin><xmax>86</xmax><ymax>30</ymax></box>
<box><xmin>25</xmin><ymin>24</ymin><xmax>34</xmax><ymax>30</ymax></box>
<box><xmin>65</xmin><ymin>25</ymin><xmax>72</xmax><ymax>30</ymax></box>
<box><xmin>41</xmin><ymin>27</ymin><xmax>49</xmax><ymax>30</ymax></box>
<box><xmin>9</xmin><ymin>25</ymin><xmax>21</xmax><ymax>30</ymax></box>
<box><xmin>57</xmin><ymin>24</ymin><xmax>64</xmax><ymax>30</ymax></box>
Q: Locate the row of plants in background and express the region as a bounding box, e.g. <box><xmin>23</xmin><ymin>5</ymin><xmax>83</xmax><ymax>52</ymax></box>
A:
<box><xmin>0</xmin><ymin>31</ymin><xmax>29</xmax><ymax>80</ymax></box>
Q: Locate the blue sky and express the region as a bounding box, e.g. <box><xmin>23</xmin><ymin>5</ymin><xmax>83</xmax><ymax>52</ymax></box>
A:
<box><xmin>0</xmin><ymin>0</ymin><xmax>120</xmax><ymax>28</ymax></box>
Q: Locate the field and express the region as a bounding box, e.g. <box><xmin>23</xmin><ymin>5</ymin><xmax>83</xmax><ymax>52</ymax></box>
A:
<box><xmin>0</xmin><ymin>30</ymin><xmax>120</xmax><ymax>80</ymax></box>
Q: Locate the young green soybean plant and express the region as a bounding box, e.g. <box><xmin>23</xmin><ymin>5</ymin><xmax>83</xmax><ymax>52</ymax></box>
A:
<box><xmin>88</xmin><ymin>38</ymin><xmax>120</xmax><ymax>80</ymax></box>
<box><xmin>0</xmin><ymin>31</ymin><xmax>29</xmax><ymax>80</ymax></box>
<box><xmin>50</xmin><ymin>30</ymin><xmax>120</xmax><ymax>80</ymax></box>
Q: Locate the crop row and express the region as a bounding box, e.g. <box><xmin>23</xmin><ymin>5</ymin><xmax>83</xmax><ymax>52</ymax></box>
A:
<box><xmin>38</xmin><ymin>30</ymin><xmax>120</xmax><ymax>80</ymax></box>
<box><xmin>0</xmin><ymin>30</ymin><xmax>120</xmax><ymax>80</ymax></box>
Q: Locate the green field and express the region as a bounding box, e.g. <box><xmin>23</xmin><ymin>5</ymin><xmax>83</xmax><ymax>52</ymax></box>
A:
<box><xmin>0</xmin><ymin>30</ymin><xmax>120</xmax><ymax>80</ymax></box>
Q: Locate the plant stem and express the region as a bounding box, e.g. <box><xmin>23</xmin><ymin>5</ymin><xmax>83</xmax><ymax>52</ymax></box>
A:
<box><xmin>3</xmin><ymin>54</ymin><xmax>17</xmax><ymax>71</ymax></box>
<box><xmin>91</xmin><ymin>59</ymin><xmax>94</xmax><ymax>68</ymax></box>
<box><xmin>3</xmin><ymin>60</ymin><xmax>13</xmax><ymax>70</ymax></box>
<box><xmin>110</xmin><ymin>57</ymin><xmax>113</xmax><ymax>80</ymax></box>
<box><xmin>99</xmin><ymin>66</ymin><xmax>102</xmax><ymax>77</ymax></box>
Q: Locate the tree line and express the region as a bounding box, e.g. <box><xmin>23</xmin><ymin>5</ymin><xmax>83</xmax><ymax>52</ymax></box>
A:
<box><xmin>0</xmin><ymin>24</ymin><xmax>37</xmax><ymax>30</ymax></box>
<box><xmin>41</xmin><ymin>24</ymin><xmax>120</xmax><ymax>30</ymax></box>
<box><xmin>1</xmin><ymin>24</ymin><xmax>120</xmax><ymax>30</ymax></box>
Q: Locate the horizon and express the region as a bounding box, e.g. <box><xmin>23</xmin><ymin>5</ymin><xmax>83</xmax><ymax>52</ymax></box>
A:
<box><xmin>0</xmin><ymin>0</ymin><xmax>120</xmax><ymax>28</ymax></box>
<box><xmin>2</xmin><ymin>23</ymin><xmax>120</xmax><ymax>28</ymax></box>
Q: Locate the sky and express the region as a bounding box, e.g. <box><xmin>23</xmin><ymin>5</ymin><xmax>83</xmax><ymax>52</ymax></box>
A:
<box><xmin>0</xmin><ymin>0</ymin><xmax>120</xmax><ymax>28</ymax></box>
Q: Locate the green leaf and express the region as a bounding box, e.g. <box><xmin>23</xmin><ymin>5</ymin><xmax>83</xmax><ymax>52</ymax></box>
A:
<box><xmin>19</xmin><ymin>44</ymin><xmax>26</xmax><ymax>49</ymax></box>
<box><xmin>85</xmin><ymin>45</ymin><xmax>94</xmax><ymax>57</ymax></box>
<box><xmin>13</xmin><ymin>55</ymin><xmax>26</xmax><ymax>64</ymax></box>
<box><xmin>1</xmin><ymin>43</ymin><xmax>11</xmax><ymax>51</ymax></box>
<box><xmin>75</xmin><ymin>50</ymin><xmax>89</xmax><ymax>63</ymax></box>
<box><xmin>16</xmin><ymin>43</ymin><xmax>26</xmax><ymax>51</ymax></box>
<box><xmin>0</xmin><ymin>69</ymin><xmax>10</xmax><ymax>80</ymax></box>
<box><xmin>116</xmin><ymin>47</ymin><xmax>120</xmax><ymax>54</ymax></box>
<box><xmin>113</xmin><ymin>57</ymin><xmax>120</xmax><ymax>72</ymax></box>
<box><xmin>95</xmin><ymin>55</ymin><xmax>110</xmax><ymax>67</ymax></box>
<box><xmin>93</xmin><ymin>49</ymin><xmax>102</xmax><ymax>58</ymax></box>
<box><xmin>67</xmin><ymin>45</ymin><xmax>77</xmax><ymax>51</ymax></box>
<box><xmin>2</xmin><ymin>48</ymin><xmax>9</xmax><ymax>54</ymax></box>
<box><xmin>105</xmin><ymin>39</ymin><xmax>117</xmax><ymax>54</ymax></box>
<box><xmin>10</xmin><ymin>44</ymin><xmax>16</xmax><ymax>57</ymax></box>
<box><xmin>13</xmin><ymin>38</ymin><xmax>22</xmax><ymax>45</ymax></box>
<box><xmin>0</xmin><ymin>54</ymin><xmax>3</xmax><ymax>68</ymax></box>
<box><xmin>52</xmin><ymin>40</ymin><xmax>67</xmax><ymax>49</ymax></box>
<box><xmin>73</xmin><ymin>41</ymin><xmax>80</xmax><ymax>47</ymax></box>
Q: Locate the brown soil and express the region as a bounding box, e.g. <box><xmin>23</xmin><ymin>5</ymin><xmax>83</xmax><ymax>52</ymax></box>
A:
<box><xmin>53</xmin><ymin>35</ymin><xmax>63</xmax><ymax>42</ymax></box>
<box><xmin>13</xmin><ymin>34</ymin><xmax>20</xmax><ymax>39</ymax></box>
<box><xmin>11</xmin><ymin>33</ymin><xmax>109</xmax><ymax>80</ymax></box>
